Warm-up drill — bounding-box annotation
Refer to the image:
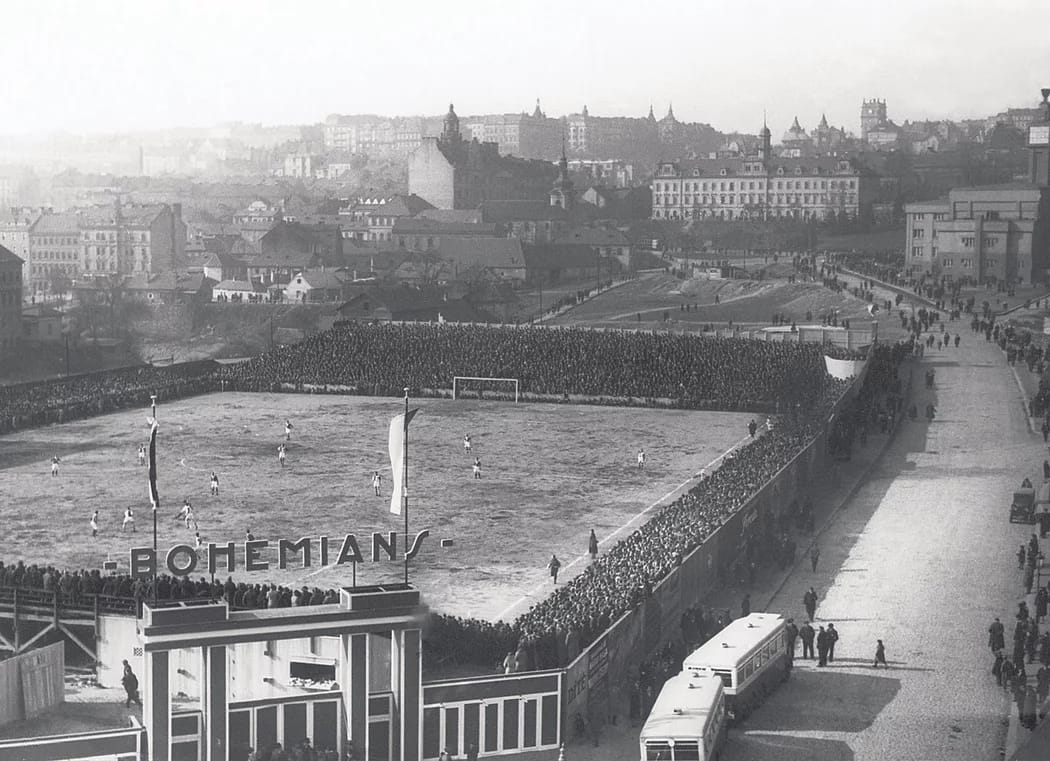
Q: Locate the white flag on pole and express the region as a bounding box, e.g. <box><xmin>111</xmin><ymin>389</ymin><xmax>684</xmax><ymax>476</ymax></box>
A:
<box><xmin>388</xmin><ymin>408</ymin><xmax>419</xmax><ymax>514</ymax></box>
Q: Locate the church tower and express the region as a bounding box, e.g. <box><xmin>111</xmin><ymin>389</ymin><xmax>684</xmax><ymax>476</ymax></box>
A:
<box><xmin>440</xmin><ymin>103</ymin><xmax>462</xmax><ymax>146</ymax></box>
<box><xmin>758</xmin><ymin>117</ymin><xmax>772</xmax><ymax>165</ymax></box>
<box><xmin>550</xmin><ymin>141</ymin><xmax>576</xmax><ymax>209</ymax></box>
<box><xmin>860</xmin><ymin>99</ymin><xmax>887</xmax><ymax>142</ymax></box>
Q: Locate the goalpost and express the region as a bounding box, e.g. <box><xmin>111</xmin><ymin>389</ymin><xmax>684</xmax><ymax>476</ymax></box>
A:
<box><xmin>452</xmin><ymin>376</ymin><xmax>520</xmax><ymax>403</ymax></box>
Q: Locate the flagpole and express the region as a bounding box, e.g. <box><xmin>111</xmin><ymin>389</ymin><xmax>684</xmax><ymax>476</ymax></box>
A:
<box><xmin>403</xmin><ymin>387</ymin><xmax>410</xmax><ymax>585</ymax></box>
<box><xmin>150</xmin><ymin>394</ymin><xmax>158</xmax><ymax>609</ymax></box>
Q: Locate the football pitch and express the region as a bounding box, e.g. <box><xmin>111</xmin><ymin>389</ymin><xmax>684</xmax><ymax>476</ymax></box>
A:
<box><xmin>0</xmin><ymin>393</ymin><xmax>752</xmax><ymax>620</ymax></box>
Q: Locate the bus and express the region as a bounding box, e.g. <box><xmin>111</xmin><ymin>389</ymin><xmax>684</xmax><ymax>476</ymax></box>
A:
<box><xmin>639</xmin><ymin>672</ymin><xmax>726</xmax><ymax>761</ymax></box>
<box><xmin>681</xmin><ymin>612</ymin><xmax>789</xmax><ymax>722</ymax></box>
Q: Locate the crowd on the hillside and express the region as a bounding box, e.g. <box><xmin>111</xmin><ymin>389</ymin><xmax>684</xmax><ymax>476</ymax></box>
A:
<box><xmin>216</xmin><ymin>323</ymin><xmax>830</xmax><ymax>409</ymax></box>
<box><xmin>0</xmin><ymin>361</ymin><xmax>218</xmax><ymax>434</ymax></box>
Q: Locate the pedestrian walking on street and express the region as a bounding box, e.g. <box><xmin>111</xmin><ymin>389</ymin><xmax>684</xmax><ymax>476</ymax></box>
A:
<box><xmin>873</xmin><ymin>639</ymin><xmax>887</xmax><ymax>668</ymax></box>
<box><xmin>989</xmin><ymin>618</ymin><xmax>1006</xmax><ymax>653</ymax></box>
<box><xmin>816</xmin><ymin>626</ymin><xmax>830</xmax><ymax>666</ymax></box>
<box><xmin>1018</xmin><ymin>544</ymin><xmax>1027</xmax><ymax>569</ymax></box>
<box><xmin>1043</xmin><ymin>459</ymin><xmax>1050</xmax><ymax>481</ymax></box>
<box><xmin>741</xmin><ymin>593</ymin><xmax>751</xmax><ymax>618</ymax></box>
<box><xmin>121</xmin><ymin>660</ymin><xmax>142</xmax><ymax>707</ymax></box>
<box><xmin>810</xmin><ymin>545</ymin><xmax>820</xmax><ymax>572</ymax></box>
<box><xmin>803</xmin><ymin>587</ymin><xmax>818</xmax><ymax>621</ymax></box>
<box><xmin>1001</xmin><ymin>658</ymin><xmax>1017</xmax><ymax>690</ymax></box>
<box><xmin>1037</xmin><ymin>664</ymin><xmax>1050</xmax><ymax>702</ymax></box>
<box><xmin>827</xmin><ymin>623</ymin><xmax>839</xmax><ymax>662</ymax></box>
<box><xmin>1042</xmin><ymin>418</ymin><xmax>1049</xmax><ymax>444</ymax></box>
<box><xmin>993</xmin><ymin>651</ymin><xmax>1005</xmax><ymax>685</ymax></box>
<box><xmin>588</xmin><ymin>529</ymin><xmax>598</xmax><ymax>561</ymax></box>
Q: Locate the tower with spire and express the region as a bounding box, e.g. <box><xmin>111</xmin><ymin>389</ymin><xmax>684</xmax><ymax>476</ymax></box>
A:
<box><xmin>550</xmin><ymin>140</ymin><xmax>576</xmax><ymax>209</ymax></box>
<box><xmin>758</xmin><ymin>115</ymin><xmax>772</xmax><ymax>165</ymax></box>
<box><xmin>658</xmin><ymin>103</ymin><xmax>679</xmax><ymax>144</ymax></box>
<box><xmin>440</xmin><ymin>103</ymin><xmax>462</xmax><ymax>146</ymax></box>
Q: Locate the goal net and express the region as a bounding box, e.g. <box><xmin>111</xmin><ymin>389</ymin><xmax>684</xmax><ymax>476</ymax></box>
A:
<box><xmin>452</xmin><ymin>376</ymin><xmax>520</xmax><ymax>402</ymax></box>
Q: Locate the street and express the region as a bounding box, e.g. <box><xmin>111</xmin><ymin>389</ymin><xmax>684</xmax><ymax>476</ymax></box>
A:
<box><xmin>723</xmin><ymin>327</ymin><xmax>1032</xmax><ymax>761</ymax></box>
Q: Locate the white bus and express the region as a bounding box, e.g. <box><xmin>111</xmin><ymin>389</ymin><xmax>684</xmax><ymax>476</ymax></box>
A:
<box><xmin>639</xmin><ymin>672</ymin><xmax>726</xmax><ymax>761</ymax></box>
<box><xmin>681</xmin><ymin>612</ymin><xmax>789</xmax><ymax>721</ymax></box>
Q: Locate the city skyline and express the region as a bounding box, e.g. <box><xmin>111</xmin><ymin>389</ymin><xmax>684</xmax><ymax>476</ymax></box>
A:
<box><xmin>2</xmin><ymin>0</ymin><xmax>1050</xmax><ymax>139</ymax></box>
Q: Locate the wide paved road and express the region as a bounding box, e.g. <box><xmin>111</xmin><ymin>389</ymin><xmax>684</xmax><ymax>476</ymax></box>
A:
<box><xmin>723</xmin><ymin>332</ymin><xmax>1037</xmax><ymax>761</ymax></box>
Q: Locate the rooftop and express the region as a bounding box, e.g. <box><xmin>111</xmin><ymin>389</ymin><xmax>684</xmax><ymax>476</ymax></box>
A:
<box><xmin>683</xmin><ymin>613</ymin><xmax>785</xmax><ymax>671</ymax></box>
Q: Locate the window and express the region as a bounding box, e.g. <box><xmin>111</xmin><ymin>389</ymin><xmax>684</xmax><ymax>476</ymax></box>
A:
<box><xmin>912</xmin><ymin>228</ymin><xmax>925</xmax><ymax>239</ymax></box>
<box><xmin>983</xmin><ymin>237</ymin><xmax>999</xmax><ymax>247</ymax></box>
<box><xmin>961</xmin><ymin>236</ymin><xmax>975</xmax><ymax>247</ymax></box>
<box><xmin>934</xmin><ymin>213</ymin><xmax>947</xmax><ymax>221</ymax></box>
<box><xmin>942</xmin><ymin>258</ymin><xmax>953</xmax><ymax>267</ymax></box>
<box><xmin>911</xmin><ymin>246</ymin><xmax>924</xmax><ymax>257</ymax></box>
<box><xmin>961</xmin><ymin>258</ymin><xmax>973</xmax><ymax>268</ymax></box>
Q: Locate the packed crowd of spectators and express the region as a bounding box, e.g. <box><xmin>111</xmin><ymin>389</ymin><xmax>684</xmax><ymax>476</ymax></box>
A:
<box><xmin>217</xmin><ymin>323</ymin><xmax>831</xmax><ymax>410</ymax></box>
<box><xmin>0</xmin><ymin>361</ymin><xmax>219</xmax><ymax>435</ymax></box>
<box><xmin>0</xmin><ymin>323</ymin><xmax>908</xmax><ymax>679</ymax></box>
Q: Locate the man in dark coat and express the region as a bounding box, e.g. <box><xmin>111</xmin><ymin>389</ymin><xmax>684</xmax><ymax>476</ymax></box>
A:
<box><xmin>784</xmin><ymin>618</ymin><xmax>799</xmax><ymax>663</ymax></box>
<box><xmin>989</xmin><ymin>618</ymin><xmax>1006</xmax><ymax>653</ymax></box>
<box><xmin>121</xmin><ymin>660</ymin><xmax>142</xmax><ymax>707</ymax></box>
<box><xmin>816</xmin><ymin>626</ymin><xmax>830</xmax><ymax>666</ymax></box>
<box><xmin>803</xmin><ymin>587</ymin><xmax>818</xmax><ymax>620</ymax></box>
<box><xmin>800</xmin><ymin>621</ymin><xmax>815</xmax><ymax>660</ymax></box>
<box><xmin>826</xmin><ymin>623</ymin><xmax>839</xmax><ymax>662</ymax></box>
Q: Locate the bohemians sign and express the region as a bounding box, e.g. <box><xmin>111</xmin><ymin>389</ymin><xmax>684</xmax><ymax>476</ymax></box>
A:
<box><xmin>129</xmin><ymin>531</ymin><xmax>431</xmax><ymax>579</ymax></box>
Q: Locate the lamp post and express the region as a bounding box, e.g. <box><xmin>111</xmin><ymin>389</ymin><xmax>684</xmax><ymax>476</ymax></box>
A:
<box><xmin>150</xmin><ymin>394</ymin><xmax>158</xmax><ymax>608</ymax></box>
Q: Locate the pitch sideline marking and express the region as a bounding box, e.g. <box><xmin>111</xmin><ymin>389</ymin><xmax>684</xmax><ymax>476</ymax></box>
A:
<box><xmin>493</xmin><ymin>432</ymin><xmax>754</xmax><ymax>622</ymax></box>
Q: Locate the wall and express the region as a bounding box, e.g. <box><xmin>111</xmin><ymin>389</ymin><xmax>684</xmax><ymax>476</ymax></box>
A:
<box><xmin>0</xmin><ymin>642</ymin><xmax>64</xmax><ymax>728</ymax></box>
<box><xmin>409</xmin><ymin>141</ymin><xmax>455</xmax><ymax>209</ymax></box>
<box><xmin>98</xmin><ymin>617</ymin><xmax>392</xmax><ymax>701</ymax></box>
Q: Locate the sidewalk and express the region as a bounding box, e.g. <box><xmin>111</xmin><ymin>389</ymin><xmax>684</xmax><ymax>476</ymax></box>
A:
<box><xmin>508</xmin><ymin>366</ymin><xmax>912</xmax><ymax>761</ymax></box>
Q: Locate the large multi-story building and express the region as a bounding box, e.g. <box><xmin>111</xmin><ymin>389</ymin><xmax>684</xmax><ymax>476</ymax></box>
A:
<box><xmin>79</xmin><ymin>203</ymin><xmax>186</xmax><ymax>276</ymax></box>
<box><xmin>459</xmin><ymin>102</ymin><xmax>563</xmax><ymax>160</ymax></box>
<box><xmin>651</xmin><ymin>123</ymin><xmax>872</xmax><ymax>222</ymax></box>
<box><xmin>322</xmin><ymin>114</ymin><xmax>443</xmax><ymax>157</ymax></box>
<box><xmin>27</xmin><ymin>212</ymin><xmax>80</xmax><ymax>296</ymax></box>
<box><xmin>408</xmin><ymin>105</ymin><xmax>557</xmax><ymax>210</ymax></box>
<box><xmin>0</xmin><ymin>209</ymin><xmax>38</xmax><ymax>291</ymax></box>
<box><xmin>0</xmin><ymin>245</ymin><xmax>23</xmax><ymax>352</ymax></box>
<box><xmin>904</xmin><ymin>91</ymin><xmax>1050</xmax><ymax>286</ymax></box>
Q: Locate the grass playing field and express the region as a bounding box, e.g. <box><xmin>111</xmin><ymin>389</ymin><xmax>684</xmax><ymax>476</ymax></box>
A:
<box><xmin>0</xmin><ymin>392</ymin><xmax>753</xmax><ymax>621</ymax></box>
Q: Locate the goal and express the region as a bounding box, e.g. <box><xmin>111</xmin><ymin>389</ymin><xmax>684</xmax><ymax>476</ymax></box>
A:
<box><xmin>452</xmin><ymin>376</ymin><xmax>520</xmax><ymax>402</ymax></box>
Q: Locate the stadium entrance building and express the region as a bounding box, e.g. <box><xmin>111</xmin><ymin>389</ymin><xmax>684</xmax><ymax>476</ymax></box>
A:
<box><xmin>140</xmin><ymin>585</ymin><xmax>425</xmax><ymax>761</ymax></box>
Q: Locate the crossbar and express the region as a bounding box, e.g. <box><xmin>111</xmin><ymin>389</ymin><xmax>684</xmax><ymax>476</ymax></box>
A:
<box><xmin>452</xmin><ymin>376</ymin><xmax>519</xmax><ymax>403</ymax></box>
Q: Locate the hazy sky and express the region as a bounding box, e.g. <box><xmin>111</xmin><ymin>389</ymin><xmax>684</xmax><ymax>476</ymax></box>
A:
<box><xmin>3</xmin><ymin>0</ymin><xmax>1049</xmax><ymax>137</ymax></box>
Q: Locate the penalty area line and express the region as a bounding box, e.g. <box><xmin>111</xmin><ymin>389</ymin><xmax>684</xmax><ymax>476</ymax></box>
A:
<box><xmin>494</xmin><ymin>432</ymin><xmax>754</xmax><ymax>622</ymax></box>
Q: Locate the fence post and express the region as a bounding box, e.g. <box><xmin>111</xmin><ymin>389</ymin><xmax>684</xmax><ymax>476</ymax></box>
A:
<box><xmin>13</xmin><ymin>588</ymin><xmax>20</xmax><ymax>651</ymax></box>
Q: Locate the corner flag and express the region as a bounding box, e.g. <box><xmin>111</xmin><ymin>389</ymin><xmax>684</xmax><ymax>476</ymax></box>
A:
<box><xmin>148</xmin><ymin>421</ymin><xmax>160</xmax><ymax>509</ymax></box>
<box><xmin>388</xmin><ymin>408</ymin><xmax>419</xmax><ymax>515</ymax></box>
